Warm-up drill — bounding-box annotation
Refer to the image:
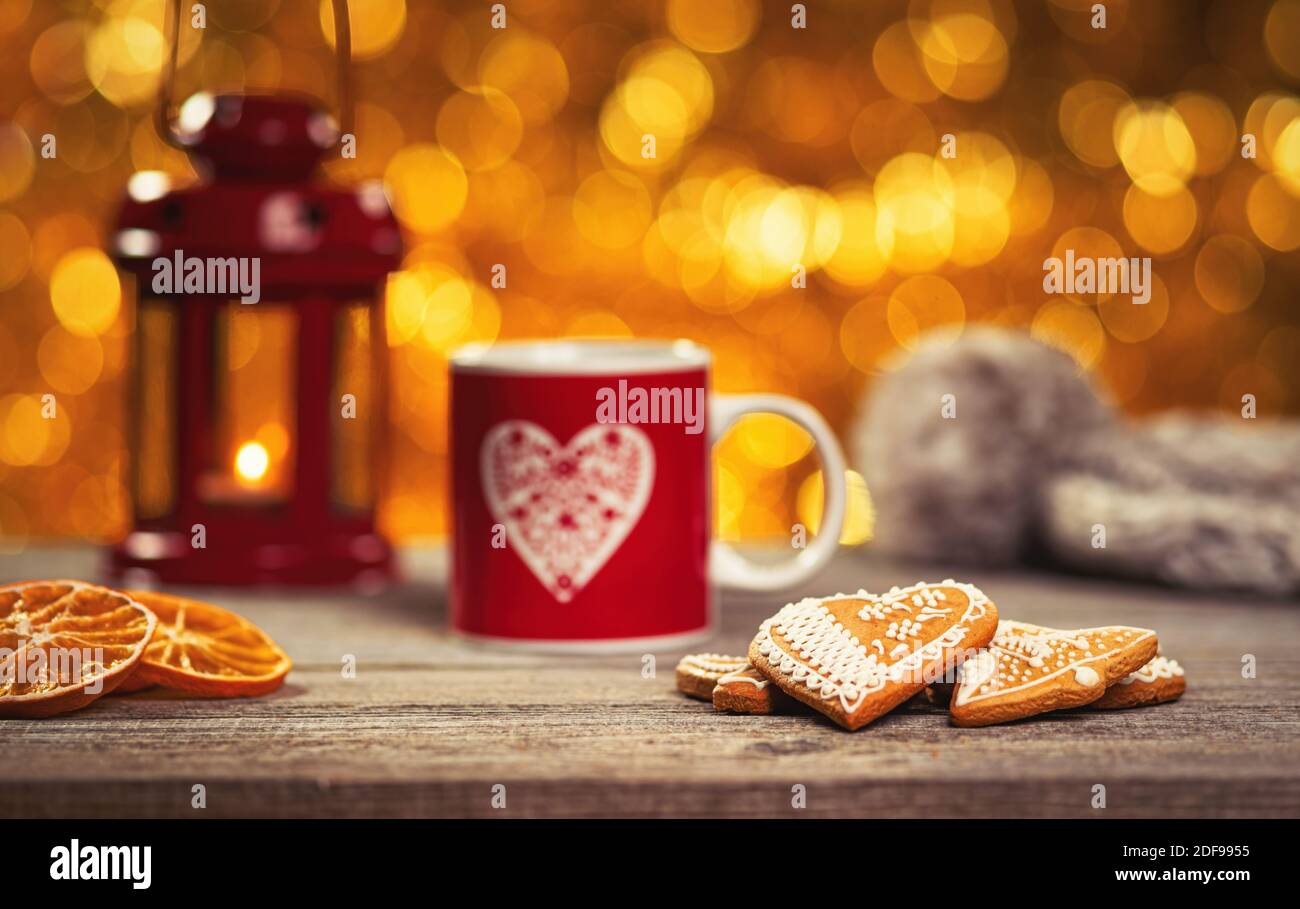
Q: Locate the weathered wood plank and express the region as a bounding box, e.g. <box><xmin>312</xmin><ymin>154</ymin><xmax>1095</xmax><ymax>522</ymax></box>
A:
<box><xmin>1</xmin><ymin>546</ymin><xmax>1297</xmax><ymax>817</ymax></box>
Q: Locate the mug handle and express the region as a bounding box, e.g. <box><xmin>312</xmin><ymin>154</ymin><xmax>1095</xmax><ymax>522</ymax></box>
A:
<box><xmin>709</xmin><ymin>394</ymin><xmax>848</xmax><ymax>591</ymax></box>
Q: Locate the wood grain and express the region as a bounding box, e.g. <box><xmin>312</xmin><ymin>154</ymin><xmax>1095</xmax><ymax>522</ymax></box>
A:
<box><xmin>1</xmin><ymin>547</ymin><xmax>1297</xmax><ymax>818</ymax></box>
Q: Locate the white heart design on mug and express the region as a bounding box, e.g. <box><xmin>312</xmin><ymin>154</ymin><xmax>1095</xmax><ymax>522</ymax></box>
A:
<box><xmin>480</xmin><ymin>420</ymin><xmax>655</xmax><ymax>603</ymax></box>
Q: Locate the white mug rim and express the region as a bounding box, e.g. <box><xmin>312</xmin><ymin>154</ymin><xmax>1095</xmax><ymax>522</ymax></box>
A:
<box><xmin>450</xmin><ymin>338</ymin><xmax>710</xmax><ymax>376</ymax></box>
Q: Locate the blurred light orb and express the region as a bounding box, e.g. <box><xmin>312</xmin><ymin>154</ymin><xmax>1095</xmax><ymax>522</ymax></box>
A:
<box><xmin>1122</xmin><ymin>184</ymin><xmax>1198</xmax><ymax>255</ymax></box>
<box><xmin>600</xmin><ymin>43</ymin><xmax>712</xmax><ymax>169</ymax></box>
<box><xmin>31</xmin><ymin>212</ymin><xmax>100</xmax><ymax>281</ymax></box>
<box><xmin>887</xmin><ymin>274</ymin><xmax>966</xmax><ymax>349</ymax></box>
<box><xmin>1098</xmin><ymin>272</ymin><xmax>1169</xmax><ymax>343</ymax></box>
<box><xmin>1051</xmin><ymin>226</ymin><xmax>1125</xmax><ymax>303</ymax></box>
<box><xmin>30</xmin><ymin>21</ymin><xmax>94</xmax><ymax>105</ymax></box>
<box><xmin>37</xmin><ymin>326</ymin><xmax>104</xmax><ymax>395</ymax></box>
<box><xmin>1059</xmin><ymin>79</ymin><xmax>1131</xmax><ymax>168</ymax></box>
<box><xmin>721</xmin><ymin>178</ymin><xmax>797</xmax><ymax>289</ymax></box>
<box><xmin>1030</xmin><ymin>300</ymin><xmax>1106</xmax><ymax>368</ymax></box>
<box><xmin>85</xmin><ymin>0</ymin><xmax>183</xmax><ymax>107</ymax></box>
<box><xmin>0</xmin><ymin>213</ymin><xmax>31</xmax><ymax>290</ymax></box>
<box><xmin>839</xmin><ymin>295</ymin><xmax>894</xmax><ymax>373</ymax></box>
<box><xmin>950</xmin><ymin>185</ymin><xmax>1010</xmax><ymax>265</ymax></box>
<box><xmin>235</xmin><ymin>441</ymin><xmax>270</xmax><ymax>484</ymax></box>
<box><xmin>421</xmin><ymin>279</ymin><xmax>474</xmax><ymax>351</ymax></box>
<box><xmin>874</xmin><ymin>20</ymin><xmax>942</xmax><ymax>103</ymax></box>
<box><xmin>941</xmin><ymin>131</ymin><xmax>1015</xmax><ymax>265</ymax></box>
<box><xmin>1113</xmin><ymin>101</ymin><xmax>1197</xmax><ymax>196</ymax></box>
<box><xmin>383</xmin><ymin>144</ymin><xmax>468</xmax><ymax>234</ymax></box>
<box><xmin>791</xmin><ymin>186</ymin><xmax>843</xmax><ymax>268</ymax></box>
<box><xmin>320</xmin><ymin>0</ymin><xmax>405</xmax><ymax>59</ymax></box>
<box><xmin>1195</xmin><ymin>234</ymin><xmax>1266</xmax><ymax>313</ymax></box>
<box><xmin>127</xmin><ymin>170</ymin><xmax>171</xmax><ymax>203</ymax></box>
<box><xmin>50</xmin><ymin>248</ymin><xmax>120</xmax><ymax>338</ymax></box>
<box><xmin>386</xmin><ymin>263</ymin><xmax>458</xmax><ymax>345</ymax></box>
<box><xmin>940</xmin><ymin>131</ymin><xmax>1017</xmax><ymax>200</ymax></box>
<box><xmin>666</xmin><ymin>0</ymin><xmax>759</xmax><ymax>54</ymax></box>
<box><xmin>0</xmin><ymin>0</ymin><xmax>32</xmax><ymax>37</ymax></box>
<box><xmin>1006</xmin><ymin>157</ymin><xmax>1054</xmax><ymax>236</ymax></box>
<box><xmin>0</xmin><ymin>394</ymin><xmax>54</xmax><ymax>467</ymax></box>
<box><xmin>874</xmin><ymin>152</ymin><xmax>955</xmax><ymax>273</ymax></box>
<box><xmin>824</xmin><ymin>183</ymin><xmax>892</xmax><ymax>287</ymax></box>
<box><xmin>323</xmin><ymin>102</ymin><xmax>404</xmax><ymax>182</ymax></box>
<box><xmin>256</xmin><ymin>421</ymin><xmax>290</xmax><ymax>464</ymax></box>
<box><xmin>797</xmin><ymin>469</ymin><xmax>874</xmax><ymax>545</ymax></box>
<box><xmin>225</xmin><ymin>310</ymin><xmax>262</xmax><ymax>371</ymax></box>
<box><xmin>1265</xmin><ymin>0</ymin><xmax>1300</xmax><ymax>80</ymax></box>
<box><xmin>51</xmin><ymin>102</ymin><xmax>129</xmax><ymax>175</ymax></box>
<box><xmin>1243</xmin><ymin>92</ymin><xmax>1300</xmax><ymax>172</ymax></box>
<box><xmin>436</xmin><ymin>87</ymin><xmax>523</xmax><ymax>172</ymax></box>
<box><xmin>480</xmin><ymin>31</ymin><xmax>570</xmax><ymax>125</ymax></box>
<box><xmin>1171</xmin><ymin>91</ymin><xmax>1237</xmax><ymax>177</ymax></box>
<box><xmin>573</xmin><ymin>169</ymin><xmax>653</xmax><ymax>250</ymax></box>
<box><xmin>735</xmin><ymin>413</ymin><xmax>814</xmax><ymax>469</ymax></box>
<box><xmin>918</xmin><ymin>11</ymin><xmax>1009</xmax><ymax>101</ymax></box>
<box><xmin>0</xmin><ymin>122</ymin><xmax>35</xmax><ymax>202</ymax></box>
<box><xmin>1246</xmin><ymin>173</ymin><xmax>1300</xmax><ymax>251</ymax></box>
<box><xmin>1274</xmin><ymin>118</ymin><xmax>1300</xmax><ymax>194</ymax></box>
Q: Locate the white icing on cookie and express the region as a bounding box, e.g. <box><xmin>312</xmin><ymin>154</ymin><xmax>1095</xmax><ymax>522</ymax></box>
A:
<box><xmin>716</xmin><ymin>667</ymin><xmax>770</xmax><ymax>689</ymax></box>
<box><xmin>677</xmin><ymin>654</ymin><xmax>748</xmax><ymax>679</ymax></box>
<box><xmin>1118</xmin><ymin>654</ymin><xmax>1183</xmax><ymax>686</ymax></box>
<box><xmin>1073</xmin><ymin>666</ymin><xmax>1100</xmax><ymax>687</ymax></box>
<box><xmin>753</xmin><ymin>580</ymin><xmax>991</xmax><ymax>715</ymax></box>
<box><xmin>954</xmin><ymin>622</ymin><xmax>1154</xmax><ymax>707</ymax></box>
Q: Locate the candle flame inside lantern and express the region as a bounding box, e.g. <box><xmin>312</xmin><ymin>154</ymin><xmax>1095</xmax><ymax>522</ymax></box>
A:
<box><xmin>235</xmin><ymin>441</ymin><xmax>270</xmax><ymax>484</ymax></box>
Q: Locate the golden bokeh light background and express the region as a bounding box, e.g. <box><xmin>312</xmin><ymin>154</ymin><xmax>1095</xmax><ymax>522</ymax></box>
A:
<box><xmin>1</xmin><ymin>0</ymin><xmax>1299</xmax><ymax>553</ymax></box>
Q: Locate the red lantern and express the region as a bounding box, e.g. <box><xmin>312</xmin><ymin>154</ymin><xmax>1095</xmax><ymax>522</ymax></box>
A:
<box><xmin>107</xmin><ymin>2</ymin><xmax>400</xmax><ymax>587</ymax></box>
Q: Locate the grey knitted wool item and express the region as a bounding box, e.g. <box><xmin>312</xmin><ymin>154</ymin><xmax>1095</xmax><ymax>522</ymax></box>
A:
<box><xmin>853</xmin><ymin>328</ymin><xmax>1300</xmax><ymax>595</ymax></box>
<box><xmin>857</xmin><ymin>327</ymin><xmax>1114</xmax><ymax>565</ymax></box>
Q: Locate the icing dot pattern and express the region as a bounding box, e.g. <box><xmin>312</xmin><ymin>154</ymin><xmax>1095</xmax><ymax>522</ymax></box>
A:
<box><xmin>955</xmin><ymin>621</ymin><xmax>1155</xmax><ymax>707</ymax></box>
<box><xmin>1119</xmin><ymin>654</ymin><xmax>1184</xmax><ymax>686</ymax></box>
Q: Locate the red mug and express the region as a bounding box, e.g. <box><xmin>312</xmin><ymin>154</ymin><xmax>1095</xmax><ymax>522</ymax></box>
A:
<box><xmin>449</xmin><ymin>339</ymin><xmax>847</xmax><ymax>650</ymax></box>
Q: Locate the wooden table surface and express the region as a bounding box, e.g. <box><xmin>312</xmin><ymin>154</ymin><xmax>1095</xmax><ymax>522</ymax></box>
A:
<box><xmin>1</xmin><ymin>545</ymin><xmax>1297</xmax><ymax>818</ymax></box>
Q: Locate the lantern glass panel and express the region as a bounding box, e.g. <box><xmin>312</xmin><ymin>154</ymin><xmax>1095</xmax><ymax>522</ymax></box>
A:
<box><xmin>198</xmin><ymin>303</ymin><xmax>297</xmax><ymax>506</ymax></box>
<box><xmin>133</xmin><ymin>299</ymin><xmax>177</xmax><ymax>520</ymax></box>
<box><xmin>331</xmin><ymin>302</ymin><xmax>374</xmax><ymax>512</ymax></box>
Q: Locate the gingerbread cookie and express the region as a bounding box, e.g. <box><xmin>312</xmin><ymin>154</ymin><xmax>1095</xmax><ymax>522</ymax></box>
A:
<box><xmin>749</xmin><ymin>581</ymin><xmax>998</xmax><ymax>730</ymax></box>
<box><xmin>950</xmin><ymin>620</ymin><xmax>1157</xmax><ymax>727</ymax></box>
<box><xmin>675</xmin><ymin>653</ymin><xmax>748</xmax><ymax>701</ymax></box>
<box><xmin>1091</xmin><ymin>653</ymin><xmax>1185</xmax><ymax>710</ymax></box>
<box><xmin>712</xmin><ymin>664</ymin><xmax>791</xmax><ymax>714</ymax></box>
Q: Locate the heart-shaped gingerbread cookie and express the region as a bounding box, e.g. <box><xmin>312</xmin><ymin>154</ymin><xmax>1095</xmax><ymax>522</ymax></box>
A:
<box><xmin>481</xmin><ymin>420</ymin><xmax>654</xmax><ymax>603</ymax></box>
<box><xmin>749</xmin><ymin>581</ymin><xmax>998</xmax><ymax>730</ymax></box>
<box><xmin>950</xmin><ymin>620</ymin><xmax>1157</xmax><ymax>727</ymax></box>
<box><xmin>1090</xmin><ymin>652</ymin><xmax>1185</xmax><ymax>710</ymax></box>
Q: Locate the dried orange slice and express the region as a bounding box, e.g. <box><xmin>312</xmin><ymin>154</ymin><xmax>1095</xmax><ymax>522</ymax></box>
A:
<box><xmin>1</xmin><ymin>580</ymin><xmax>156</xmax><ymax>718</ymax></box>
<box><xmin>125</xmin><ymin>591</ymin><xmax>291</xmax><ymax>697</ymax></box>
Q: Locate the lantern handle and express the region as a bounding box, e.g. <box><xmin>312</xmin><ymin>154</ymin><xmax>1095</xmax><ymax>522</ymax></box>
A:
<box><xmin>156</xmin><ymin>0</ymin><xmax>354</xmax><ymax>149</ymax></box>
